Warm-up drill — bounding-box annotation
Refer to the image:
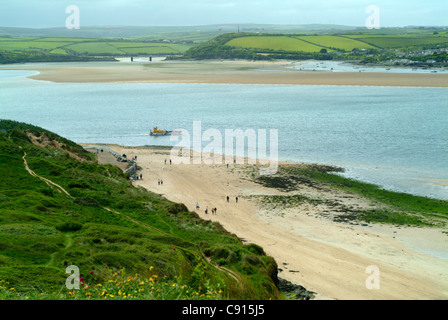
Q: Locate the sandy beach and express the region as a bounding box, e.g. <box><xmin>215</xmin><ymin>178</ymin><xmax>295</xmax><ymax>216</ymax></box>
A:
<box><xmin>3</xmin><ymin>60</ymin><xmax>448</xmax><ymax>87</ymax></box>
<box><xmin>84</xmin><ymin>144</ymin><xmax>448</xmax><ymax>300</ymax></box>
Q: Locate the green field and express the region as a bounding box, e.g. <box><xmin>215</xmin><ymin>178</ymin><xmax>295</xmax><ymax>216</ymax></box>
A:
<box><xmin>296</xmin><ymin>35</ymin><xmax>377</xmax><ymax>51</ymax></box>
<box><xmin>3</xmin><ymin>28</ymin><xmax>448</xmax><ymax>63</ymax></box>
<box><xmin>345</xmin><ymin>34</ymin><xmax>448</xmax><ymax>49</ymax></box>
<box><xmin>226</xmin><ymin>36</ymin><xmax>324</xmax><ymax>52</ymax></box>
<box><xmin>223</xmin><ymin>32</ymin><xmax>448</xmax><ymax>54</ymax></box>
<box><xmin>0</xmin><ymin>41</ymin><xmax>73</xmax><ymax>51</ymax></box>
<box><xmin>0</xmin><ymin>37</ymin><xmax>193</xmax><ymax>57</ymax></box>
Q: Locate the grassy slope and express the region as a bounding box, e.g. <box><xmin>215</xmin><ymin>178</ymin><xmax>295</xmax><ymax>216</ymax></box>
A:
<box><xmin>295</xmin><ymin>35</ymin><xmax>377</xmax><ymax>51</ymax></box>
<box><xmin>226</xmin><ymin>36</ymin><xmax>324</xmax><ymax>52</ymax></box>
<box><xmin>0</xmin><ymin>120</ymin><xmax>280</xmax><ymax>300</ymax></box>
<box><xmin>182</xmin><ymin>30</ymin><xmax>448</xmax><ymax>60</ymax></box>
<box><xmin>226</xmin><ymin>33</ymin><xmax>448</xmax><ymax>53</ymax></box>
<box><xmin>0</xmin><ymin>37</ymin><xmax>193</xmax><ymax>63</ymax></box>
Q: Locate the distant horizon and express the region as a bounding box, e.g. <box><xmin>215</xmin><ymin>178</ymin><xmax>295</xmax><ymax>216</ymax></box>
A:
<box><xmin>1</xmin><ymin>23</ymin><xmax>447</xmax><ymax>29</ymax></box>
<box><xmin>1</xmin><ymin>0</ymin><xmax>447</xmax><ymax>29</ymax></box>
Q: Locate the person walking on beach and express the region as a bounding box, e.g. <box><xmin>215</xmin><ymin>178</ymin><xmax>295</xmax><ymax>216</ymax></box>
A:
<box><xmin>205</xmin><ymin>206</ymin><xmax>208</xmax><ymax>214</ymax></box>
<box><xmin>236</xmin><ymin>196</ymin><xmax>238</xmax><ymax>203</ymax></box>
<box><xmin>158</xmin><ymin>179</ymin><xmax>160</xmax><ymax>185</ymax></box>
<box><xmin>226</xmin><ymin>196</ymin><xmax>229</xmax><ymax>202</ymax></box>
<box><xmin>211</xmin><ymin>208</ymin><xmax>215</xmax><ymax>215</ymax></box>
<box><xmin>140</xmin><ymin>173</ymin><xmax>142</xmax><ymax>180</ymax></box>
<box><xmin>214</xmin><ymin>207</ymin><xmax>217</xmax><ymax>215</ymax></box>
<box><xmin>196</xmin><ymin>202</ymin><xmax>200</xmax><ymax>210</ymax></box>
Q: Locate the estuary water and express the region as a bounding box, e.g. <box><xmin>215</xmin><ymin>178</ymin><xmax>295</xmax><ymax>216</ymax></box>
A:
<box><xmin>1</xmin><ymin>69</ymin><xmax>447</xmax><ymax>200</ymax></box>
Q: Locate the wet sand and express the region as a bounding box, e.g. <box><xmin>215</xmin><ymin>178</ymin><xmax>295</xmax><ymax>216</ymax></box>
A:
<box><xmin>4</xmin><ymin>60</ymin><xmax>448</xmax><ymax>87</ymax></box>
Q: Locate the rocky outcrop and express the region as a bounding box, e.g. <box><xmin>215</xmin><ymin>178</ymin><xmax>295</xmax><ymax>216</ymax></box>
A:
<box><xmin>277</xmin><ymin>278</ymin><xmax>315</xmax><ymax>300</ymax></box>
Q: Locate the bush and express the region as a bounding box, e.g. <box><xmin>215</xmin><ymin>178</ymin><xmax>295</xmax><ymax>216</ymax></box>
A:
<box><xmin>56</xmin><ymin>222</ymin><xmax>83</xmax><ymax>232</ymax></box>
<box><xmin>168</xmin><ymin>203</ymin><xmax>188</xmax><ymax>215</ymax></box>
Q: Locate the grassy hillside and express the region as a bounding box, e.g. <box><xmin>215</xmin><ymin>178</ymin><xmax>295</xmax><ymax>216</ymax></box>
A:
<box><xmin>226</xmin><ymin>33</ymin><xmax>448</xmax><ymax>53</ymax></box>
<box><xmin>0</xmin><ymin>120</ymin><xmax>283</xmax><ymax>300</ymax></box>
<box><xmin>0</xmin><ymin>37</ymin><xmax>193</xmax><ymax>63</ymax></box>
<box><xmin>226</xmin><ymin>36</ymin><xmax>324</xmax><ymax>53</ymax></box>
<box><xmin>182</xmin><ymin>30</ymin><xmax>448</xmax><ymax>61</ymax></box>
<box><xmin>295</xmin><ymin>35</ymin><xmax>377</xmax><ymax>51</ymax></box>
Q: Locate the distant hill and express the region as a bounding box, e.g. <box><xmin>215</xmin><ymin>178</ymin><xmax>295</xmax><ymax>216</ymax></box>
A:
<box><xmin>0</xmin><ymin>24</ymin><xmax>360</xmax><ymax>40</ymax></box>
<box><xmin>180</xmin><ymin>30</ymin><xmax>448</xmax><ymax>62</ymax></box>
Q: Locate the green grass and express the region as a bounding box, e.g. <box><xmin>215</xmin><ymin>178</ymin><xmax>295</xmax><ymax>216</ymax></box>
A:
<box><xmin>183</xmin><ymin>31</ymin><xmax>448</xmax><ymax>60</ymax></box>
<box><xmin>344</xmin><ymin>34</ymin><xmax>448</xmax><ymax>49</ymax></box>
<box><xmin>277</xmin><ymin>166</ymin><xmax>448</xmax><ymax>227</ymax></box>
<box><xmin>296</xmin><ymin>35</ymin><xmax>377</xmax><ymax>51</ymax></box>
<box><xmin>64</xmin><ymin>42</ymin><xmax>125</xmax><ymax>55</ymax></box>
<box><xmin>225</xmin><ymin>34</ymin><xmax>448</xmax><ymax>53</ymax></box>
<box><xmin>0</xmin><ymin>41</ymin><xmax>72</xmax><ymax>51</ymax></box>
<box><xmin>226</xmin><ymin>36</ymin><xmax>324</xmax><ymax>53</ymax></box>
<box><xmin>0</xmin><ymin>120</ymin><xmax>280</xmax><ymax>300</ymax></box>
<box><xmin>0</xmin><ymin>265</ymin><xmax>224</xmax><ymax>300</ymax></box>
<box><xmin>0</xmin><ymin>37</ymin><xmax>193</xmax><ymax>61</ymax></box>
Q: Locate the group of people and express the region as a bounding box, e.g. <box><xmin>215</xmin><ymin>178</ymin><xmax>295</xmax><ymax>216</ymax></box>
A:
<box><xmin>135</xmin><ymin>173</ymin><xmax>143</xmax><ymax>180</ymax></box>
<box><xmin>197</xmin><ymin>195</ymin><xmax>239</xmax><ymax>216</ymax></box>
<box><xmin>226</xmin><ymin>195</ymin><xmax>238</xmax><ymax>203</ymax></box>
<box><xmin>158</xmin><ymin>178</ymin><xmax>164</xmax><ymax>185</ymax></box>
<box><xmin>202</xmin><ymin>205</ymin><xmax>217</xmax><ymax>215</ymax></box>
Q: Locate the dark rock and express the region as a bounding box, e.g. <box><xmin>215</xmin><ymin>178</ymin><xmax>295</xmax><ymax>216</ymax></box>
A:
<box><xmin>277</xmin><ymin>278</ymin><xmax>314</xmax><ymax>300</ymax></box>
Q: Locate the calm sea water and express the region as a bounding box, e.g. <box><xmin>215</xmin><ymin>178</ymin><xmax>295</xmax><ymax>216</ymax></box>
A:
<box><xmin>1</xmin><ymin>69</ymin><xmax>447</xmax><ymax>200</ymax></box>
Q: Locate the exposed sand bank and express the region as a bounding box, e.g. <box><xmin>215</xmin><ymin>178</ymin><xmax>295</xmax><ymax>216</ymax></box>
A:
<box><xmin>4</xmin><ymin>60</ymin><xmax>448</xmax><ymax>87</ymax></box>
<box><xmin>84</xmin><ymin>144</ymin><xmax>448</xmax><ymax>300</ymax></box>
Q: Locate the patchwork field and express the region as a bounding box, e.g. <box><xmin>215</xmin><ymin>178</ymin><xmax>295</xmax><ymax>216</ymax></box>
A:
<box><xmin>226</xmin><ymin>36</ymin><xmax>324</xmax><ymax>52</ymax></box>
<box><xmin>0</xmin><ymin>37</ymin><xmax>192</xmax><ymax>56</ymax></box>
<box><xmin>225</xmin><ymin>33</ymin><xmax>448</xmax><ymax>53</ymax></box>
<box><xmin>296</xmin><ymin>35</ymin><xmax>377</xmax><ymax>51</ymax></box>
<box><xmin>345</xmin><ymin>35</ymin><xmax>448</xmax><ymax>49</ymax></box>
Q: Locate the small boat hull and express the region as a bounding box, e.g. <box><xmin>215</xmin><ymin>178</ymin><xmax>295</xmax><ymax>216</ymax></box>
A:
<box><xmin>150</xmin><ymin>131</ymin><xmax>172</xmax><ymax>136</ymax></box>
<box><xmin>149</xmin><ymin>126</ymin><xmax>181</xmax><ymax>136</ymax></box>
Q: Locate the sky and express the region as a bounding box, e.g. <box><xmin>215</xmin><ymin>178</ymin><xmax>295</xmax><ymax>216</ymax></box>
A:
<box><xmin>0</xmin><ymin>0</ymin><xmax>446</xmax><ymax>28</ymax></box>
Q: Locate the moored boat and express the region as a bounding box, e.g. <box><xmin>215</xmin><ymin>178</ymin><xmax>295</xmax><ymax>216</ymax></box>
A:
<box><xmin>150</xmin><ymin>126</ymin><xmax>171</xmax><ymax>136</ymax></box>
<box><xmin>149</xmin><ymin>126</ymin><xmax>181</xmax><ymax>136</ymax></box>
